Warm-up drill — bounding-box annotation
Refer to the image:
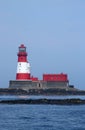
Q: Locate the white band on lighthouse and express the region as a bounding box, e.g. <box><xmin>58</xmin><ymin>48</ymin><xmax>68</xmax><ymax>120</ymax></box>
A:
<box><xmin>17</xmin><ymin>62</ymin><xmax>30</xmax><ymax>73</ymax></box>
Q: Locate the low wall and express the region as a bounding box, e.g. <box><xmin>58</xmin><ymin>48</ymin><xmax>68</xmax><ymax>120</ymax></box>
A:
<box><xmin>9</xmin><ymin>80</ymin><xmax>69</xmax><ymax>90</ymax></box>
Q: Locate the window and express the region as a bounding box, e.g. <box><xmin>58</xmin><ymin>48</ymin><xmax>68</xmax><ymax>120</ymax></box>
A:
<box><xmin>19</xmin><ymin>48</ymin><xmax>26</xmax><ymax>52</ymax></box>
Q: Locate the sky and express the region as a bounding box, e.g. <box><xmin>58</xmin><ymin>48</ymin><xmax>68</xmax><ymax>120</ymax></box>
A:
<box><xmin>0</xmin><ymin>0</ymin><xmax>85</xmax><ymax>89</ymax></box>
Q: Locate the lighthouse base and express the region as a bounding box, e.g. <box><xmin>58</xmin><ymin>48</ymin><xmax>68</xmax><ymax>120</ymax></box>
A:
<box><xmin>9</xmin><ymin>80</ymin><xmax>69</xmax><ymax>90</ymax></box>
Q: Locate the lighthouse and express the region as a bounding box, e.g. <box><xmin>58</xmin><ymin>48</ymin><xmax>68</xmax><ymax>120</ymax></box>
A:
<box><xmin>16</xmin><ymin>44</ymin><xmax>31</xmax><ymax>80</ymax></box>
<box><xmin>9</xmin><ymin>43</ymin><xmax>70</xmax><ymax>90</ymax></box>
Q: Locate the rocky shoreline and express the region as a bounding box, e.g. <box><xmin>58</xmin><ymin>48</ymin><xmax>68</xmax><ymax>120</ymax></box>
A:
<box><xmin>0</xmin><ymin>98</ymin><xmax>85</xmax><ymax>105</ymax></box>
<box><xmin>0</xmin><ymin>88</ymin><xmax>85</xmax><ymax>105</ymax></box>
<box><xmin>0</xmin><ymin>88</ymin><xmax>85</xmax><ymax>95</ymax></box>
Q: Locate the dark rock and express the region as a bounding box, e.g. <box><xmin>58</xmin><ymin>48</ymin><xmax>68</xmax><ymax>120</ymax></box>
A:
<box><xmin>0</xmin><ymin>99</ymin><xmax>85</xmax><ymax>105</ymax></box>
<box><xmin>0</xmin><ymin>88</ymin><xmax>85</xmax><ymax>95</ymax></box>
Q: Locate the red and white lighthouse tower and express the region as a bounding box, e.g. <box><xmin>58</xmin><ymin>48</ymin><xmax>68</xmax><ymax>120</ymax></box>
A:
<box><xmin>16</xmin><ymin>44</ymin><xmax>31</xmax><ymax>80</ymax></box>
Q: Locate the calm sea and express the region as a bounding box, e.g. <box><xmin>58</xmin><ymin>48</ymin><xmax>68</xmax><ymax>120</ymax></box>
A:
<box><xmin>0</xmin><ymin>95</ymin><xmax>85</xmax><ymax>130</ymax></box>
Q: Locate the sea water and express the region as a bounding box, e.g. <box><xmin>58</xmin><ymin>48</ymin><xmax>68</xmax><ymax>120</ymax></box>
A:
<box><xmin>0</xmin><ymin>96</ymin><xmax>85</xmax><ymax>130</ymax></box>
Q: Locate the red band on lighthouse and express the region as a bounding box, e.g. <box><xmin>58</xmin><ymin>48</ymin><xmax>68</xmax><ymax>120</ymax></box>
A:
<box><xmin>16</xmin><ymin>44</ymin><xmax>31</xmax><ymax>80</ymax></box>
